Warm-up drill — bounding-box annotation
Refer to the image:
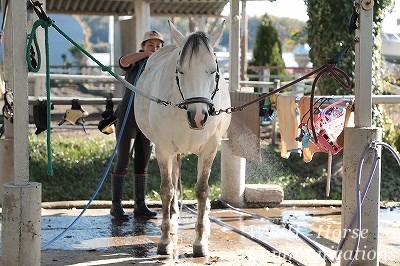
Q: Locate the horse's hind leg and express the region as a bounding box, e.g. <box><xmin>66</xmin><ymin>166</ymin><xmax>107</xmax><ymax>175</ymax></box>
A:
<box><xmin>193</xmin><ymin>150</ymin><xmax>215</xmax><ymax>257</ymax></box>
<box><xmin>157</xmin><ymin>157</ymin><xmax>174</xmax><ymax>255</ymax></box>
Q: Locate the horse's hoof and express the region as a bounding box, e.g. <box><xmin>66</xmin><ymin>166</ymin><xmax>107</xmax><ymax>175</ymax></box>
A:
<box><xmin>193</xmin><ymin>244</ymin><xmax>209</xmax><ymax>257</ymax></box>
<box><xmin>157</xmin><ymin>242</ymin><xmax>173</xmax><ymax>255</ymax></box>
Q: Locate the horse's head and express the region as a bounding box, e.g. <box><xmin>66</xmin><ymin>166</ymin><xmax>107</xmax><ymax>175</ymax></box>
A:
<box><xmin>169</xmin><ymin>20</ymin><xmax>225</xmax><ymax>130</ymax></box>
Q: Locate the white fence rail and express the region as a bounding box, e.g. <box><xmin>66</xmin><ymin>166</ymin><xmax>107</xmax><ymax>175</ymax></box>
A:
<box><xmin>26</xmin><ymin>72</ymin><xmax>400</xmax><ymax>104</ymax></box>
<box><xmin>27</xmin><ymin>94</ymin><xmax>400</xmax><ymax>105</ymax></box>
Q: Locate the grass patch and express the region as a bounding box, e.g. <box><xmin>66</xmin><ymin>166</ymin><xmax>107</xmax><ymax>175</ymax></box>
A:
<box><xmin>29</xmin><ymin>133</ymin><xmax>222</xmax><ymax>202</ymax></box>
<box><xmin>29</xmin><ymin>133</ymin><xmax>399</xmax><ymax>202</ymax></box>
<box><xmin>245</xmin><ymin>145</ymin><xmax>342</xmax><ymax>200</ymax></box>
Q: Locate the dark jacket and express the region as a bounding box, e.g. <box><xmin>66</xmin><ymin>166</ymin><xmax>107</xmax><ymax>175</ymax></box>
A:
<box><xmin>115</xmin><ymin>56</ymin><xmax>148</xmax><ymax>122</ymax></box>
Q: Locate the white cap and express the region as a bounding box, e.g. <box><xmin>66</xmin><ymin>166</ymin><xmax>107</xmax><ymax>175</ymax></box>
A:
<box><xmin>142</xmin><ymin>30</ymin><xmax>164</xmax><ymax>43</ymax></box>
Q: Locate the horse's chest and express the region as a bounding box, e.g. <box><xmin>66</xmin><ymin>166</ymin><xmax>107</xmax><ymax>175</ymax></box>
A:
<box><xmin>153</xmin><ymin>119</ymin><xmax>215</xmax><ymax>152</ymax></box>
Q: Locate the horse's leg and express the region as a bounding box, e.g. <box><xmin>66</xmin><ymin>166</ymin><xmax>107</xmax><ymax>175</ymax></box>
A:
<box><xmin>169</xmin><ymin>154</ymin><xmax>180</xmax><ymax>236</ymax></box>
<box><xmin>157</xmin><ymin>154</ymin><xmax>174</xmax><ymax>255</ymax></box>
<box><xmin>192</xmin><ymin>145</ymin><xmax>217</xmax><ymax>257</ymax></box>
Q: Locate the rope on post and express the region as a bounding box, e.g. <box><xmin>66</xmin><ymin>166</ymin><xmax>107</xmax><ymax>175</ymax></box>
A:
<box><xmin>25</xmin><ymin>4</ymin><xmax>164</xmax><ymax>174</ymax></box>
<box><xmin>27</xmin><ymin>18</ymin><xmax>53</xmax><ymax>176</ymax></box>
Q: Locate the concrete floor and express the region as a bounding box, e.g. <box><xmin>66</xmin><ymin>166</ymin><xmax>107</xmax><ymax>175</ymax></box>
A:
<box><xmin>0</xmin><ymin>200</ymin><xmax>398</xmax><ymax>265</ymax></box>
<box><xmin>27</xmin><ymin>200</ymin><xmax>400</xmax><ymax>266</ymax></box>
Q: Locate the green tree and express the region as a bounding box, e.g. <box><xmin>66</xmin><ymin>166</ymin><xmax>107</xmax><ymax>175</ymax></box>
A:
<box><xmin>305</xmin><ymin>0</ymin><xmax>394</xmax><ymax>96</ymax></box>
<box><xmin>305</xmin><ymin>0</ymin><xmax>396</xmax><ymax>138</ymax></box>
<box><xmin>305</xmin><ymin>0</ymin><xmax>399</xmax><ymax>197</ymax></box>
<box><xmin>250</xmin><ymin>14</ymin><xmax>285</xmax><ymax>76</ymax></box>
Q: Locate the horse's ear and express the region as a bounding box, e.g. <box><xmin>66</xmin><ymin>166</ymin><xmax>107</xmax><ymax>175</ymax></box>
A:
<box><xmin>168</xmin><ymin>20</ymin><xmax>185</xmax><ymax>47</ymax></box>
<box><xmin>209</xmin><ymin>20</ymin><xmax>225</xmax><ymax>47</ymax></box>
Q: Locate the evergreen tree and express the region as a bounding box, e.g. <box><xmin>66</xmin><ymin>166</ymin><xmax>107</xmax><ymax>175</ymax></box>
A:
<box><xmin>251</xmin><ymin>14</ymin><xmax>285</xmax><ymax>76</ymax></box>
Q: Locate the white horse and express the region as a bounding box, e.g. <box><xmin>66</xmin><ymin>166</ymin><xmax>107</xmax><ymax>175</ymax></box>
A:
<box><xmin>134</xmin><ymin>20</ymin><xmax>231</xmax><ymax>257</ymax></box>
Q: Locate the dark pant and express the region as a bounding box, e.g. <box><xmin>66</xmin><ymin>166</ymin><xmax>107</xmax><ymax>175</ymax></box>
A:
<box><xmin>113</xmin><ymin>117</ymin><xmax>152</xmax><ymax>175</ymax></box>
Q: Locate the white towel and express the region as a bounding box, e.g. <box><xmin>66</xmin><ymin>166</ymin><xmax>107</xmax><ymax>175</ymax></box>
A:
<box><xmin>276</xmin><ymin>94</ymin><xmax>301</xmax><ymax>159</ymax></box>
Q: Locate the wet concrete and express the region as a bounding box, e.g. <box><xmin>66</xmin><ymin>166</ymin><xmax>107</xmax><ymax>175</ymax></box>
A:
<box><xmin>1</xmin><ymin>201</ymin><xmax>400</xmax><ymax>265</ymax></box>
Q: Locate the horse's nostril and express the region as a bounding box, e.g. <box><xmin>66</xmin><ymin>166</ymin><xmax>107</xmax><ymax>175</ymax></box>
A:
<box><xmin>203</xmin><ymin>111</ymin><xmax>208</xmax><ymax>123</ymax></box>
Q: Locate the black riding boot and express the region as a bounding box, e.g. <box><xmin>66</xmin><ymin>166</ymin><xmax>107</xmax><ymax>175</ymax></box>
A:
<box><xmin>110</xmin><ymin>174</ymin><xmax>129</xmax><ymax>220</ymax></box>
<box><xmin>134</xmin><ymin>174</ymin><xmax>157</xmax><ymax>217</ymax></box>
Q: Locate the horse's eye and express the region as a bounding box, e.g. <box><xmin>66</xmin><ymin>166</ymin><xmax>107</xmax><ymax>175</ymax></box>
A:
<box><xmin>210</xmin><ymin>70</ymin><xmax>216</xmax><ymax>75</ymax></box>
<box><xmin>178</xmin><ymin>70</ymin><xmax>184</xmax><ymax>75</ymax></box>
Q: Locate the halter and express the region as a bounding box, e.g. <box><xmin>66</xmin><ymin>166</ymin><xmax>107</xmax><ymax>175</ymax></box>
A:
<box><xmin>175</xmin><ymin>53</ymin><xmax>220</xmax><ymax>116</ymax></box>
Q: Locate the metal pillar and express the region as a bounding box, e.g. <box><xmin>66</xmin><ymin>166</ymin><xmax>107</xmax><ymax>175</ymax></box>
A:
<box><xmin>229</xmin><ymin>0</ymin><xmax>240</xmax><ymax>92</ymax></box>
<box><xmin>28</xmin><ymin>1</ymin><xmax>46</xmax><ymax>97</ymax></box>
<box><xmin>112</xmin><ymin>16</ymin><xmax>124</xmax><ymax>97</ymax></box>
<box><xmin>0</xmin><ymin>120</ymin><xmax>13</xmax><ymax>203</ymax></box>
<box><xmin>197</xmin><ymin>17</ymin><xmax>206</xmax><ymax>31</ymax></box>
<box><xmin>342</xmin><ymin>128</ymin><xmax>381</xmax><ymax>265</ymax></box>
<box><xmin>240</xmin><ymin>0</ymin><xmax>248</xmax><ymax>81</ymax></box>
<box><xmin>1</xmin><ymin>0</ymin><xmax>42</xmax><ymax>265</ymax></box>
<box><xmin>354</xmin><ymin>0</ymin><xmax>373</xmax><ymax>127</ymax></box>
<box><xmin>1</xmin><ymin>183</ymin><xmax>42</xmax><ymax>265</ymax></box>
<box><xmin>3</xmin><ymin>0</ymin><xmax>30</xmax><ymax>184</ymax></box>
<box><xmin>220</xmin><ymin>0</ymin><xmax>245</xmax><ymax>207</ymax></box>
<box><xmin>133</xmin><ymin>0</ymin><xmax>150</xmax><ymax>52</ymax></box>
<box><xmin>341</xmin><ymin>1</ymin><xmax>380</xmax><ymax>265</ymax></box>
<box><xmin>220</xmin><ymin>139</ymin><xmax>246</xmax><ymax>207</ymax></box>
<box><xmin>108</xmin><ymin>16</ymin><xmax>115</xmax><ymax>72</ymax></box>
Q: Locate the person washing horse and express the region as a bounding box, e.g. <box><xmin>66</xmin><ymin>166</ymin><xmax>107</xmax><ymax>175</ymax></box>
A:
<box><xmin>110</xmin><ymin>30</ymin><xmax>164</xmax><ymax>219</ymax></box>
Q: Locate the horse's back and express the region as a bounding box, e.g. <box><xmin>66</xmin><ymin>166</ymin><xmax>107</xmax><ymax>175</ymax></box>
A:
<box><xmin>134</xmin><ymin>45</ymin><xmax>178</xmax><ymax>141</ymax></box>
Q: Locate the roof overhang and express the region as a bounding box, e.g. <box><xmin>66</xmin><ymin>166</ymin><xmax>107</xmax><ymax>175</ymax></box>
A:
<box><xmin>44</xmin><ymin>0</ymin><xmax>229</xmax><ymax>17</ymax></box>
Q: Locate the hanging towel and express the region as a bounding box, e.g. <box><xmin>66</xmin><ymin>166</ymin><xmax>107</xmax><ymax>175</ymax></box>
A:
<box><xmin>297</xmin><ymin>96</ymin><xmax>325</xmax><ymax>163</ymax></box>
<box><xmin>276</xmin><ymin>94</ymin><xmax>301</xmax><ymax>159</ymax></box>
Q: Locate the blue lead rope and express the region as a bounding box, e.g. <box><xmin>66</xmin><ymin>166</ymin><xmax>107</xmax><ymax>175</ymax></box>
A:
<box><xmin>42</xmin><ymin>62</ymin><xmax>146</xmax><ymax>248</ymax></box>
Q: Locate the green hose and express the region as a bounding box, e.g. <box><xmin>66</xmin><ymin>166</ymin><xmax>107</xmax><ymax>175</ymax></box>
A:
<box><xmin>27</xmin><ymin>19</ymin><xmax>53</xmax><ymax>176</ymax></box>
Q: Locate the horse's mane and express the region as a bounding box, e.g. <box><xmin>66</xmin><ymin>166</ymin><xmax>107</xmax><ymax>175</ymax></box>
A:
<box><xmin>180</xmin><ymin>31</ymin><xmax>213</xmax><ymax>66</ymax></box>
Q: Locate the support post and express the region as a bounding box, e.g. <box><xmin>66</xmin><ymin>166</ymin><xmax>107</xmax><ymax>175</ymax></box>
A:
<box><xmin>108</xmin><ymin>16</ymin><xmax>115</xmax><ymax>73</ymax></box>
<box><xmin>28</xmin><ymin>3</ymin><xmax>46</xmax><ymax>97</ymax></box>
<box><xmin>134</xmin><ymin>0</ymin><xmax>150</xmax><ymax>52</ymax></box>
<box><xmin>240</xmin><ymin>0</ymin><xmax>248</xmax><ymax>81</ymax></box>
<box><xmin>341</xmin><ymin>128</ymin><xmax>381</xmax><ymax>265</ymax></box>
<box><xmin>197</xmin><ymin>17</ymin><xmax>206</xmax><ymax>31</ymax></box>
<box><xmin>354</xmin><ymin>0</ymin><xmax>373</xmax><ymax>127</ymax></box>
<box><xmin>221</xmin><ymin>0</ymin><xmax>245</xmax><ymax>207</ymax></box>
<box><xmin>341</xmin><ymin>1</ymin><xmax>380</xmax><ymax>265</ymax></box>
<box><xmin>0</xmin><ymin>120</ymin><xmax>13</xmax><ymax>203</ymax></box>
<box><xmin>6</xmin><ymin>0</ymin><xmax>30</xmax><ymax>185</ymax></box>
<box><xmin>112</xmin><ymin>16</ymin><xmax>124</xmax><ymax>97</ymax></box>
<box><xmin>229</xmin><ymin>0</ymin><xmax>240</xmax><ymax>91</ymax></box>
<box><xmin>220</xmin><ymin>139</ymin><xmax>245</xmax><ymax>207</ymax></box>
<box><xmin>1</xmin><ymin>183</ymin><xmax>42</xmax><ymax>265</ymax></box>
<box><xmin>1</xmin><ymin>0</ymin><xmax>42</xmax><ymax>265</ymax></box>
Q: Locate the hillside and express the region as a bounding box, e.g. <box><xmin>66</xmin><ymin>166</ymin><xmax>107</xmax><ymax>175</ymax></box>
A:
<box><xmin>38</xmin><ymin>14</ymin><xmax>306</xmax><ymax>68</ymax></box>
<box><xmin>79</xmin><ymin>15</ymin><xmax>306</xmax><ymax>54</ymax></box>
